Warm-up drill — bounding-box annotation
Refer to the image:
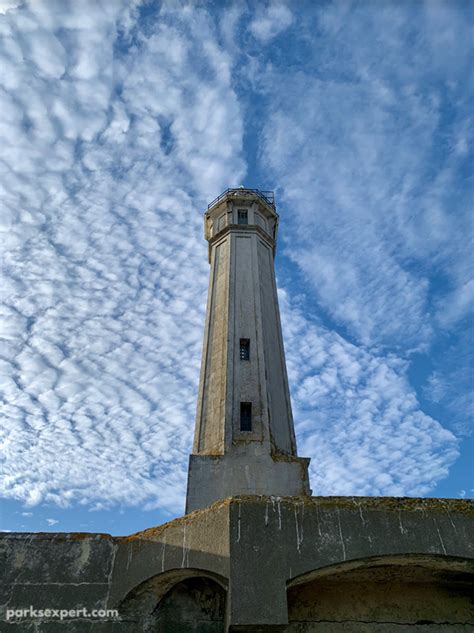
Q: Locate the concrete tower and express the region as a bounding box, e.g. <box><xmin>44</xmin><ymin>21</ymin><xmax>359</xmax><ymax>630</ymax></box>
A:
<box><xmin>186</xmin><ymin>188</ymin><xmax>310</xmax><ymax>513</ymax></box>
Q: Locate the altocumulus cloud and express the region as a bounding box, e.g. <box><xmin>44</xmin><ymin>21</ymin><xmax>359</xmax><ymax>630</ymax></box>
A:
<box><xmin>258</xmin><ymin>1</ymin><xmax>473</xmax><ymax>352</ymax></box>
<box><xmin>280</xmin><ymin>291</ymin><xmax>458</xmax><ymax>497</ymax></box>
<box><xmin>0</xmin><ymin>0</ymin><xmax>464</xmax><ymax>516</ymax></box>
<box><xmin>0</xmin><ymin>1</ymin><xmax>244</xmax><ymax>512</ymax></box>
<box><xmin>248</xmin><ymin>1</ymin><xmax>293</xmax><ymax>43</ymax></box>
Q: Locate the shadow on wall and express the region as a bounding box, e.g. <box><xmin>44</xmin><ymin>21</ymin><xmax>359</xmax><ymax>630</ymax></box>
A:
<box><xmin>119</xmin><ymin>568</ymin><xmax>227</xmax><ymax>632</ymax></box>
<box><xmin>2</xmin><ymin>502</ymin><xmax>472</xmax><ymax>632</ymax></box>
<box><xmin>0</xmin><ymin>531</ymin><xmax>230</xmax><ymax>631</ymax></box>
<box><xmin>118</xmin><ymin>554</ymin><xmax>474</xmax><ymax>632</ymax></box>
<box><xmin>286</xmin><ymin>554</ymin><xmax>474</xmax><ymax>630</ymax></box>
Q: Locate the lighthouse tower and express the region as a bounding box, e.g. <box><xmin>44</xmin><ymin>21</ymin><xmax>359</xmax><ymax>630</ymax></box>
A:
<box><xmin>186</xmin><ymin>188</ymin><xmax>310</xmax><ymax>513</ymax></box>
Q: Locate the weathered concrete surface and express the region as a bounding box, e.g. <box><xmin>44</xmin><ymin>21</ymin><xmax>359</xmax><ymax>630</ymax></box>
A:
<box><xmin>0</xmin><ymin>496</ymin><xmax>473</xmax><ymax>631</ymax></box>
<box><xmin>188</xmin><ymin>189</ymin><xmax>311</xmax><ymax>513</ymax></box>
<box><xmin>286</xmin><ymin>559</ymin><xmax>473</xmax><ymax>631</ymax></box>
<box><xmin>187</xmin><ymin>449</ymin><xmax>310</xmax><ymax>516</ymax></box>
<box><xmin>0</xmin><ymin>499</ymin><xmax>230</xmax><ymax>631</ymax></box>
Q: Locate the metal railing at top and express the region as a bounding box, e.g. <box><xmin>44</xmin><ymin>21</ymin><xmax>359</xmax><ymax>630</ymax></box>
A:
<box><xmin>207</xmin><ymin>188</ymin><xmax>275</xmax><ymax>210</ymax></box>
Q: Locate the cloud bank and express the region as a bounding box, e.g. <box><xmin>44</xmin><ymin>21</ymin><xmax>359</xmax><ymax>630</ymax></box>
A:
<box><xmin>259</xmin><ymin>1</ymin><xmax>472</xmax><ymax>352</ymax></box>
<box><xmin>280</xmin><ymin>292</ymin><xmax>458</xmax><ymax>496</ymax></box>
<box><xmin>0</xmin><ymin>1</ymin><xmax>467</xmax><ymax>518</ymax></box>
<box><xmin>0</xmin><ymin>1</ymin><xmax>244</xmax><ymax>512</ymax></box>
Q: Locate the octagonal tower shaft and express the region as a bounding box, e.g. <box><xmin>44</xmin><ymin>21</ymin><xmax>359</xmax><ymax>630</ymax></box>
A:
<box><xmin>186</xmin><ymin>189</ymin><xmax>310</xmax><ymax>514</ymax></box>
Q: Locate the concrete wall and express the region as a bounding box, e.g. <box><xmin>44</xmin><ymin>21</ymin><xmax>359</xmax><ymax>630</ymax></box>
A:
<box><xmin>186</xmin><ymin>451</ymin><xmax>310</xmax><ymax>512</ymax></box>
<box><xmin>233</xmin><ymin>231</ymin><xmax>265</xmax><ymax>444</ymax></box>
<box><xmin>195</xmin><ymin>236</ymin><xmax>230</xmax><ymax>455</ymax></box>
<box><xmin>286</xmin><ymin>557</ymin><xmax>473</xmax><ymax>631</ymax></box>
<box><xmin>257</xmin><ymin>235</ymin><xmax>295</xmax><ymax>455</ymax></box>
<box><xmin>1</xmin><ymin>497</ymin><xmax>472</xmax><ymax>631</ymax></box>
<box><xmin>227</xmin><ymin>496</ymin><xmax>474</xmax><ymax>629</ymax></box>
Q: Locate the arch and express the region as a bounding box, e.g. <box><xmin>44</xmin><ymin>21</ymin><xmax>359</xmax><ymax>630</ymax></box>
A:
<box><xmin>286</xmin><ymin>554</ymin><xmax>474</xmax><ymax>629</ymax></box>
<box><xmin>287</xmin><ymin>553</ymin><xmax>474</xmax><ymax>588</ymax></box>
<box><xmin>151</xmin><ymin>575</ymin><xmax>226</xmax><ymax>632</ymax></box>
<box><xmin>118</xmin><ymin>568</ymin><xmax>228</xmax><ymax>630</ymax></box>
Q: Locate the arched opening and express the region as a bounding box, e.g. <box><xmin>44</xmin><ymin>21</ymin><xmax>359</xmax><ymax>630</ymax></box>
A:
<box><xmin>118</xmin><ymin>568</ymin><xmax>227</xmax><ymax>632</ymax></box>
<box><xmin>286</xmin><ymin>555</ymin><xmax>474</xmax><ymax>630</ymax></box>
<box><xmin>152</xmin><ymin>576</ymin><xmax>226</xmax><ymax>632</ymax></box>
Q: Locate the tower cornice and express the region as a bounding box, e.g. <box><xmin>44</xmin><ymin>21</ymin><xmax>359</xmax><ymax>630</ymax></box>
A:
<box><xmin>204</xmin><ymin>189</ymin><xmax>279</xmax><ymax>263</ymax></box>
<box><xmin>207</xmin><ymin>223</ymin><xmax>276</xmax><ymax>261</ymax></box>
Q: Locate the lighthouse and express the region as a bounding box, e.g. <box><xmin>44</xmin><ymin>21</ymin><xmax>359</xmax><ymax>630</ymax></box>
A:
<box><xmin>186</xmin><ymin>188</ymin><xmax>311</xmax><ymax>513</ymax></box>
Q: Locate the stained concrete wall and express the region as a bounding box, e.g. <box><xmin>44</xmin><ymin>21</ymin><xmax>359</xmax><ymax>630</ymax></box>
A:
<box><xmin>1</xmin><ymin>497</ymin><xmax>472</xmax><ymax>631</ymax></box>
<box><xmin>227</xmin><ymin>496</ymin><xmax>474</xmax><ymax>629</ymax></box>
<box><xmin>257</xmin><ymin>235</ymin><xmax>295</xmax><ymax>456</ymax></box>
<box><xmin>186</xmin><ymin>451</ymin><xmax>310</xmax><ymax>513</ymax></box>
<box><xmin>195</xmin><ymin>236</ymin><xmax>230</xmax><ymax>455</ymax></box>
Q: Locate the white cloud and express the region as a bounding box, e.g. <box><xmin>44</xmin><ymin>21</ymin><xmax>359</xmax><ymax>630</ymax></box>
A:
<box><xmin>423</xmin><ymin>372</ymin><xmax>447</xmax><ymax>405</ymax></box>
<box><xmin>436</xmin><ymin>279</ymin><xmax>474</xmax><ymax>328</ymax></box>
<box><xmin>0</xmin><ymin>1</ymin><xmax>245</xmax><ymax>514</ymax></box>
<box><xmin>249</xmin><ymin>1</ymin><xmax>292</xmax><ymax>42</ymax></box>
<box><xmin>258</xmin><ymin>3</ymin><xmax>473</xmax><ymax>351</ymax></box>
<box><xmin>423</xmin><ymin>327</ymin><xmax>473</xmax><ymax>436</ymax></box>
<box><xmin>280</xmin><ymin>290</ymin><xmax>459</xmax><ymax>496</ymax></box>
<box><xmin>0</xmin><ymin>0</ymin><xmax>20</xmax><ymax>15</ymax></box>
<box><xmin>46</xmin><ymin>518</ymin><xmax>59</xmax><ymax>526</ymax></box>
<box><xmin>253</xmin><ymin>1</ymin><xmax>471</xmax><ymax>477</ymax></box>
<box><xmin>0</xmin><ymin>0</ymin><xmax>465</xmax><ymax>519</ymax></box>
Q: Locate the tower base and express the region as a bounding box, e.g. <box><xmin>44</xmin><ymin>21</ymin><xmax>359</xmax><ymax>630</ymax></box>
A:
<box><xmin>185</xmin><ymin>448</ymin><xmax>311</xmax><ymax>513</ymax></box>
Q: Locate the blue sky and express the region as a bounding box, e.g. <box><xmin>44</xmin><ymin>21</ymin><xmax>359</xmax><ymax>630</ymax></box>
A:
<box><xmin>0</xmin><ymin>0</ymin><xmax>472</xmax><ymax>536</ymax></box>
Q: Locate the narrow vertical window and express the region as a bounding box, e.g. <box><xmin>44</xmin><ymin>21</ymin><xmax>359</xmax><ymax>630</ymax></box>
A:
<box><xmin>240</xmin><ymin>402</ymin><xmax>252</xmax><ymax>432</ymax></box>
<box><xmin>239</xmin><ymin>338</ymin><xmax>250</xmax><ymax>361</ymax></box>
<box><xmin>237</xmin><ymin>209</ymin><xmax>248</xmax><ymax>225</ymax></box>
